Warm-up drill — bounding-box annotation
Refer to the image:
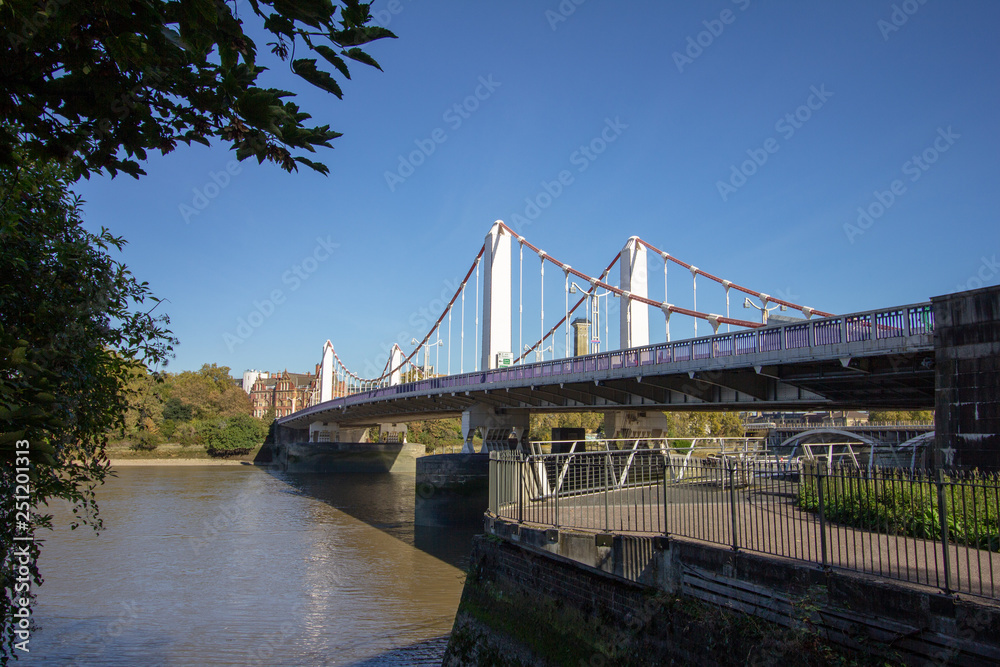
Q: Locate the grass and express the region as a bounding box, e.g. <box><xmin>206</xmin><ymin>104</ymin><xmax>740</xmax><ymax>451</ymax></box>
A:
<box><xmin>797</xmin><ymin>466</ymin><xmax>1000</xmax><ymax>551</ymax></box>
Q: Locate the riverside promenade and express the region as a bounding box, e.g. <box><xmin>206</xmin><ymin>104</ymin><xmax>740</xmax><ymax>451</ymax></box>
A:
<box><xmin>492</xmin><ymin>454</ymin><xmax>1000</xmax><ymax>600</ymax></box>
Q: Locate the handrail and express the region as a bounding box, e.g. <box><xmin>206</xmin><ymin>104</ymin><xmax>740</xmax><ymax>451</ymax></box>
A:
<box><xmin>279</xmin><ymin>301</ymin><xmax>934</xmax><ymax>424</ymax></box>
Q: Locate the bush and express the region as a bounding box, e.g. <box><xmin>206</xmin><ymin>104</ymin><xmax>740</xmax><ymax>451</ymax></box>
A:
<box><xmin>129</xmin><ymin>430</ymin><xmax>160</xmax><ymax>451</ymax></box>
<box><xmin>203</xmin><ymin>414</ymin><xmax>267</xmax><ymax>456</ymax></box>
<box><xmin>797</xmin><ymin>467</ymin><xmax>999</xmax><ymax>552</ymax></box>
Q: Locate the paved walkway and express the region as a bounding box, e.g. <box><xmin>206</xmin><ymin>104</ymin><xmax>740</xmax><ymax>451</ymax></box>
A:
<box><xmin>506</xmin><ymin>480</ymin><xmax>999</xmax><ymax>600</ymax></box>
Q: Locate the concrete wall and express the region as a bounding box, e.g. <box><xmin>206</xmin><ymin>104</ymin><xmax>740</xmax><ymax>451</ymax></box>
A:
<box><xmin>444</xmin><ymin>521</ymin><xmax>1000</xmax><ymax>665</ymax></box>
<box><xmin>273</xmin><ymin>441</ymin><xmax>424</xmax><ymax>473</ymax></box>
<box><xmin>415</xmin><ymin>454</ymin><xmax>489</xmax><ymax>527</ymax></box>
<box><xmin>933</xmin><ymin>285</ymin><xmax>1000</xmax><ymax>469</ymax></box>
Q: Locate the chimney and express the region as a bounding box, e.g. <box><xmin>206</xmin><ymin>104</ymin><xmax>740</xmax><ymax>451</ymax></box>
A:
<box><xmin>572</xmin><ymin>318</ymin><xmax>590</xmax><ymax>356</ymax></box>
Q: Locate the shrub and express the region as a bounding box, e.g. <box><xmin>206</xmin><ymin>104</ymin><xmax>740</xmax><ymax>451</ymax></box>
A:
<box><xmin>797</xmin><ymin>467</ymin><xmax>999</xmax><ymax>552</ymax></box>
<box><xmin>203</xmin><ymin>414</ymin><xmax>267</xmax><ymax>456</ymax></box>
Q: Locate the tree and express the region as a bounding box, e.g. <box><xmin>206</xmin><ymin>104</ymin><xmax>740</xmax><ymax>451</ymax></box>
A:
<box><xmin>201</xmin><ymin>413</ymin><xmax>267</xmax><ymax>456</ymax></box>
<box><xmin>167</xmin><ymin>364</ymin><xmax>251</xmax><ymax>422</ymax></box>
<box><xmin>1</xmin><ymin>0</ymin><xmax>395</xmax><ymax>179</ymax></box>
<box><xmin>0</xmin><ymin>153</ymin><xmax>175</xmax><ymax>662</ymax></box>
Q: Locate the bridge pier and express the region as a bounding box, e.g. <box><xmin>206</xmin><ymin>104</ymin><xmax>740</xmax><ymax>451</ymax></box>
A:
<box><xmin>933</xmin><ymin>284</ymin><xmax>1000</xmax><ymax>469</ymax></box>
<box><xmin>308</xmin><ymin>420</ymin><xmax>368</xmax><ymax>443</ymax></box>
<box><xmin>461</xmin><ymin>405</ymin><xmax>530</xmax><ymax>453</ymax></box>
<box><xmin>605</xmin><ymin>410</ymin><xmax>669</xmax><ymax>440</ymax></box>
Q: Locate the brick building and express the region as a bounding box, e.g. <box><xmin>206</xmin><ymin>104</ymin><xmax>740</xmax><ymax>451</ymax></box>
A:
<box><xmin>249</xmin><ymin>369</ymin><xmax>319</xmax><ymax>419</ymax></box>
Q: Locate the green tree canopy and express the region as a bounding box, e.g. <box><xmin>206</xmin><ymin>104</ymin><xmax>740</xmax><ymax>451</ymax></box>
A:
<box><xmin>1</xmin><ymin>0</ymin><xmax>395</xmax><ymax>178</ymax></box>
<box><xmin>0</xmin><ymin>152</ymin><xmax>175</xmax><ymax>661</ymax></box>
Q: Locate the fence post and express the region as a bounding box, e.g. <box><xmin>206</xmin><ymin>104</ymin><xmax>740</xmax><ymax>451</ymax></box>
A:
<box><xmin>604</xmin><ymin>453</ymin><xmax>610</xmax><ymax>532</ymax></box>
<box><xmin>518</xmin><ymin>453</ymin><xmax>524</xmax><ymax>525</ymax></box>
<box><xmin>817</xmin><ymin>463</ymin><xmax>828</xmax><ymax>569</ymax></box>
<box><xmin>729</xmin><ymin>459</ymin><xmax>739</xmax><ymax>552</ymax></box>
<box><xmin>663</xmin><ymin>457</ymin><xmax>670</xmax><ymax>538</ymax></box>
<box><xmin>936</xmin><ymin>468</ymin><xmax>952</xmax><ymax>594</ymax></box>
<box><xmin>554</xmin><ymin>457</ymin><xmax>560</xmax><ymax>529</ymax></box>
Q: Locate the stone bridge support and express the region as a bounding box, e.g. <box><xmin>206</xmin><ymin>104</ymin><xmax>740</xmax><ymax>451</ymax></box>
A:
<box><xmin>462</xmin><ymin>405</ymin><xmax>530</xmax><ymax>453</ymax></box>
<box><xmin>932</xmin><ymin>285</ymin><xmax>1000</xmax><ymax>469</ymax></box>
<box><xmin>604</xmin><ymin>410</ymin><xmax>669</xmax><ymax>440</ymax></box>
<box><xmin>308</xmin><ymin>420</ymin><xmax>368</xmax><ymax>443</ymax></box>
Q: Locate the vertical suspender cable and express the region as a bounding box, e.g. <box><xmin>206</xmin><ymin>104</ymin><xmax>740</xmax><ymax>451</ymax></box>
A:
<box><xmin>663</xmin><ymin>253</ymin><xmax>670</xmax><ymax>342</ymax></box>
<box><xmin>691</xmin><ymin>268</ymin><xmax>698</xmax><ymax>338</ymax></box>
<box><xmin>564</xmin><ymin>269</ymin><xmax>570</xmax><ymax>358</ymax></box>
<box><xmin>539</xmin><ymin>253</ymin><xmax>546</xmax><ymax>361</ymax></box>
<box><xmin>474</xmin><ymin>259</ymin><xmax>480</xmax><ymax>372</ymax></box>
<box><xmin>461</xmin><ymin>283</ymin><xmax>466</xmax><ymax>374</ymax></box>
<box><xmin>518</xmin><ymin>241</ymin><xmax>523</xmax><ymax>362</ymax></box>
<box><xmin>448</xmin><ymin>307</ymin><xmax>452</xmax><ymax>375</ymax></box>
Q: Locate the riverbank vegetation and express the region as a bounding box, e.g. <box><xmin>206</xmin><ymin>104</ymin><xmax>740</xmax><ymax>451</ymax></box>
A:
<box><xmin>114</xmin><ymin>363</ymin><xmax>266</xmax><ymax>454</ymax></box>
<box><xmin>797</xmin><ymin>467</ymin><xmax>999</xmax><ymax>552</ymax></box>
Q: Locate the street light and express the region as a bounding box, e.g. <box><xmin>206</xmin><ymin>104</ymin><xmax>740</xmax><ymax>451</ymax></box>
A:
<box><xmin>569</xmin><ymin>282</ymin><xmax>614</xmax><ymax>353</ymax></box>
<box><xmin>524</xmin><ymin>342</ymin><xmax>553</xmax><ymax>362</ymax></box>
<box><xmin>743</xmin><ymin>297</ymin><xmax>787</xmax><ymax>324</ymax></box>
<box><xmin>412</xmin><ymin>337</ymin><xmax>443</xmax><ymax>375</ymax></box>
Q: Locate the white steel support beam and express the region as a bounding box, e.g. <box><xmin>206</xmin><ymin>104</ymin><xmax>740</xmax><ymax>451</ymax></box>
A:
<box><xmin>389</xmin><ymin>345</ymin><xmax>404</xmax><ymax>386</ymax></box>
<box><xmin>620</xmin><ymin>236</ymin><xmax>649</xmax><ymax>349</ymax></box>
<box><xmin>482</xmin><ymin>221</ymin><xmax>512</xmax><ymax>369</ymax></box>
<box><xmin>319</xmin><ymin>340</ymin><xmax>334</xmax><ymax>402</ymax></box>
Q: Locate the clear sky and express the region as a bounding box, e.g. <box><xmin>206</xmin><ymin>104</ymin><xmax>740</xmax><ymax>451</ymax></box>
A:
<box><xmin>74</xmin><ymin>0</ymin><xmax>1000</xmax><ymax>380</ymax></box>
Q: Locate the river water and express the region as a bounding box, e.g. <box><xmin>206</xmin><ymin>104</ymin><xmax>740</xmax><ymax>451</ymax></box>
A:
<box><xmin>28</xmin><ymin>465</ymin><xmax>479</xmax><ymax>666</ymax></box>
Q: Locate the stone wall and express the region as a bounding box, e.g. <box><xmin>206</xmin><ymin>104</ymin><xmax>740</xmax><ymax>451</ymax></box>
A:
<box><xmin>444</xmin><ymin>524</ymin><xmax>1000</xmax><ymax>665</ymax></box>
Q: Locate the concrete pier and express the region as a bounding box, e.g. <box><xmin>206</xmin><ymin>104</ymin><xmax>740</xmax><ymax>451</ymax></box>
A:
<box><xmin>272</xmin><ymin>441</ymin><xmax>425</xmax><ymax>473</ymax></box>
<box><xmin>414</xmin><ymin>453</ymin><xmax>490</xmax><ymax>527</ymax></box>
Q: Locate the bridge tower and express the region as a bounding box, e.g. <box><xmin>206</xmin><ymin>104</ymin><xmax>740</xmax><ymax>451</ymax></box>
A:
<box><xmin>319</xmin><ymin>340</ymin><xmax>334</xmax><ymax>402</ymax></box>
<box><xmin>620</xmin><ymin>236</ymin><xmax>649</xmax><ymax>349</ymax></box>
<box><xmin>482</xmin><ymin>221</ymin><xmax>512</xmax><ymax>370</ymax></box>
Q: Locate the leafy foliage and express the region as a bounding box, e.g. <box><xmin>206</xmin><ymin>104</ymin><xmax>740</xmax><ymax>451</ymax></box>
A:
<box><xmin>797</xmin><ymin>468</ymin><xmax>999</xmax><ymax>552</ymax></box>
<box><xmin>867</xmin><ymin>410</ymin><xmax>933</xmax><ymax>424</ymax></box>
<box><xmin>201</xmin><ymin>413</ymin><xmax>267</xmax><ymax>456</ymax></box>
<box><xmin>0</xmin><ymin>153</ymin><xmax>175</xmax><ymax>662</ymax></box>
<box><xmin>0</xmin><ymin>0</ymin><xmax>395</xmax><ymax>179</ymax></box>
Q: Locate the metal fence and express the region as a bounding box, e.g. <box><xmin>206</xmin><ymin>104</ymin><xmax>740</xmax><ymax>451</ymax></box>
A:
<box><xmin>489</xmin><ymin>450</ymin><xmax>1000</xmax><ymax>600</ymax></box>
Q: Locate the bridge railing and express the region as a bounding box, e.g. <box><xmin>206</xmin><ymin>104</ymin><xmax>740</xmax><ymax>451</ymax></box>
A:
<box><xmin>380</xmin><ymin>301</ymin><xmax>934</xmax><ymax>398</ymax></box>
<box><xmin>296</xmin><ymin>301</ymin><xmax>935</xmax><ymax>415</ymax></box>
<box><xmin>489</xmin><ymin>450</ymin><xmax>998</xmax><ymax>600</ymax></box>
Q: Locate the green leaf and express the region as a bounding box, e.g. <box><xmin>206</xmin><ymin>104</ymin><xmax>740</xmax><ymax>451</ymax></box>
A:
<box><xmin>314</xmin><ymin>45</ymin><xmax>351</xmax><ymax>79</ymax></box>
<box><xmin>291</xmin><ymin>59</ymin><xmax>343</xmax><ymax>99</ymax></box>
<box><xmin>342</xmin><ymin>47</ymin><xmax>382</xmax><ymax>71</ymax></box>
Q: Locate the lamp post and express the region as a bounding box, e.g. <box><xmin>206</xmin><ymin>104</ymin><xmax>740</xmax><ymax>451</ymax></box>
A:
<box><xmin>524</xmin><ymin>342</ymin><xmax>553</xmax><ymax>363</ymax></box>
<box><xmin>569</xmin><ymin>282</ymin><xmax>615</xmax><ymax>353</ymax></box>
<box><xmin>743</xmin><ymin>297</ymin><xmax>787</xmax><ymax>324</ymax></box>
<box><xmin>413</xmin><ymin>337</ymin><xmax>443</xmax><ymax>375</ymax></box>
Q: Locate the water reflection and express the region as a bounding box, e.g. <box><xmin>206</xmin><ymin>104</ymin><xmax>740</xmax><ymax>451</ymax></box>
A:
<box><xmin>30</xmin><ymin>465</ymin><xmax>477</xmax><ymax>666</ymax></box>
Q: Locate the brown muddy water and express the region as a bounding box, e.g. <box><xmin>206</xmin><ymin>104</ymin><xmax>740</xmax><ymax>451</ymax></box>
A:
<box><xmin>28</xmin><ymin>465</ymin><xmax>479</xmax><ymax>666</ymax></box>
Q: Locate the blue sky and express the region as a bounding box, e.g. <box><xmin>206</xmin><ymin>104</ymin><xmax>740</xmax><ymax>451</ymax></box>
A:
<box><xmin>74</xmin><ymin>0</ymin><xmax>1000</xmax><ymax>380</ymax></box>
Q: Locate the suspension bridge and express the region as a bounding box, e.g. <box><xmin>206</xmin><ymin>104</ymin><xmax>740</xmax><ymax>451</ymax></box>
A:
<box><xmin>275</xmin><ymin>221</ymin><xmax>954</xmax><ymax>456</ymax></box>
